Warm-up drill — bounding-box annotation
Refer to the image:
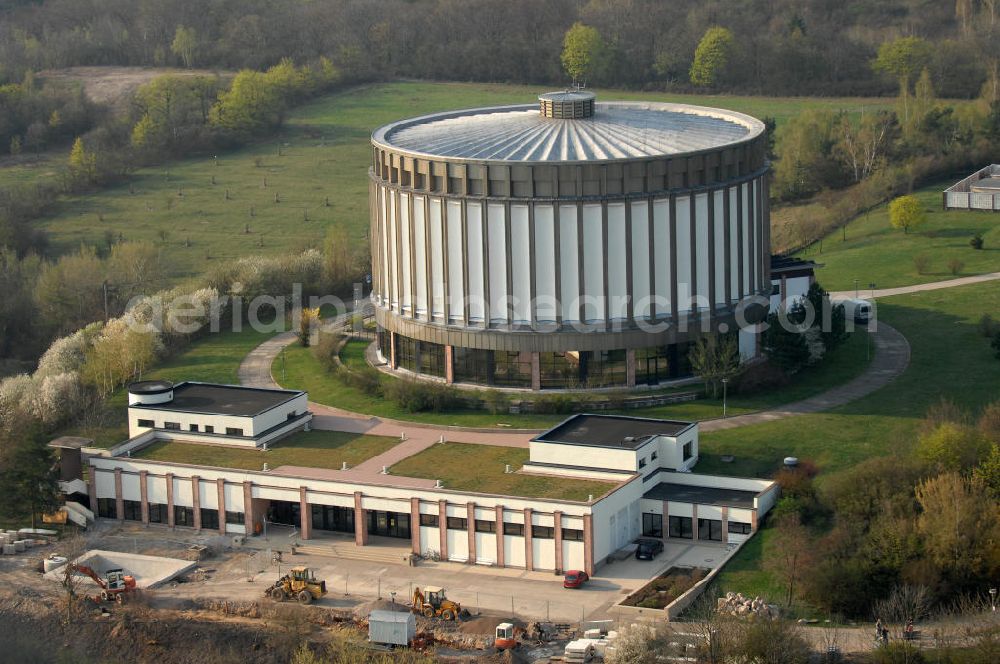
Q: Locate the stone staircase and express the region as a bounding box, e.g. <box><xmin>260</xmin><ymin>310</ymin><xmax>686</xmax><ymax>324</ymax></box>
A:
<box><xmin>295</xmin><ymin>540</ymin><xmax>411</xmax><ymax>565</ymax></box>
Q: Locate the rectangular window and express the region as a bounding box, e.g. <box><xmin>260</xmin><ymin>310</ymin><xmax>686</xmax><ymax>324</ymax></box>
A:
<box><xmin>189</xmin><ymin>424</ymin><xmax>199</xmax><ymax>432</ymax></box>
<box><xmin>225</xmin><ymin>511</ymin><xmax>245</xmax><ymax>525</ymax></box>
<box><xmin>163</xmin><ymin>422</ymin><xmax>180</xmax><ymax>430</ymax></box>
<box><xmin>532</xmin><ymin>526</ymin><xmax>554</xmax><ymax>539</ymax></box>
<box><xmin>475</xmin><ymin>519</ymin><xmax>496</xmax><ymax>533</ymax></box>
<box><xmin>137</xmin><ymin>419</ymin><xmax>154</xmax><ymax>428</ymax></box>
<box><xmin>683</xmin><ymin>441</ymin><xmax>693</xmax><ymax>461</ymax></box>
<box><xmin>225</xmin><ymin>427</ymin><xmax>244</xmax><ymax>436</ymax></box>
<box><xmin>561</xmin><ymin>528</ymin><xmax>584</xmax><ymax>541</ymax></box>
<box><xmin>174</xmin><ymin>506</ymin><xmax>194</xmax><ymax>527</ymax></box>
<box><xmin>698</xmin><ymin>518</ymin><xmax>723</xmax><ymax>541</ymax></box>
<box><xmin>503</xmin><ymin>522</ymin><xmax>524</xmax><ymax>536</ymax></box>
<box><xmin>148</xmin><ymin>503</ymin><xmax>165</xmax><ymax>524</ymax></box>
<box><xmin>651</xmin><ymin>451</ymin><xmax>658</xmax><ymax>461</ymax></box>
<box><xmin>123</xmin><ymin>500</ymin><xmax>142</xmax><ymax>521</ymax></box>
<box><xmin>446</xmin><ymin>517</ymin><xmax>467</xmax><ymax>530</ymax></box>
<box><xmin>200</xmin><ymin>508</ymin><xmax>220</xmax><ymax>530</ymax></box>
<box><xmin>642</xmin><ymin>513</ymin><xmax>663</xmax><ymax>538</ymax></box>
<box><xmin>97</xmin><ymin>498</ymin><xmax>116</xmax><ymax>518</ymax></box>
<box><xmin>728</xmin><ymin>521</ymin><xmax>752</xmax><ymax>535</ymax></box>
<box><xmin>668</xmin><ymin>515</ymin><xmax>693</xmax><ymax>539</ymax></box>
<box><xmin>205</xmin><ymin>425</ymin><xmax>215</xmax><ymax>433</ymax></box>
<box><xmin>638</xmin><ymin>457</ymin><xmax>647</xmax><ymax>469</ymax></box>
<box><xmin>419</xmin><ymin>514</ymin><xmax>438</xmax><ymax>527</ymax></box>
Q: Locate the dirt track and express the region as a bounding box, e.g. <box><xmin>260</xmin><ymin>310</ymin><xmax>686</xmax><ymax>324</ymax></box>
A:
<box><xmin>38</xmin><ymin>66</ymin><xmax>233</xmax><ymax>109</ymax></box>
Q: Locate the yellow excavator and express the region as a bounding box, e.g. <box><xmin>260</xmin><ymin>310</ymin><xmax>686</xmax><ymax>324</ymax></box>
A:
<box><xmin>411</xmin><ymin>585</ymin><xmax>461</xmax><ymax>620</ymax></box>
<box><xmin>267</xmin><ymin>566</ymin><xmax>327</xmax><ymax>604</ymax></box>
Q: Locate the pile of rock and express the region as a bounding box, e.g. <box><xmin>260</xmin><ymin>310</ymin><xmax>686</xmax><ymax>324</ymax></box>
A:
<box><xmin>716</xmin><ymin>592</ymin><xmax>780</xmax><ymax>619</ymax></box>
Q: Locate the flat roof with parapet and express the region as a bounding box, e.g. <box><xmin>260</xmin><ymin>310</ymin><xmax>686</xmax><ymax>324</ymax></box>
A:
<box><xmin>533</xmin><ymin>414</ymin><xmax>695</xmax><ymax>450</ymax></box>
<box><xmin>130</xmin><ymin>381</ymin><xmax>304</xmax><ymax>418</ymax></box>
<box><xmin>643</xmin><ymin>481</ymin><xmax>757</xmax><ymax>508</ymax></box>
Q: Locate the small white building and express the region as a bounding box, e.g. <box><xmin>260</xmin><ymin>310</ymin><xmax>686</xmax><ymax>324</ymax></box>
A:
<box><xmin>769</xmin><ymin>255</ymin><xmax>817</xmax><ymax>314</ymax></box>
<box><xmin>126</xmin><ymin>381</ymin><xmax>311</xmax><ymax>449</ymax></box>
<box><xmin>65</xmin><ymin>387</ymin><xmax>777</xmax><ymax>577</ymax></box>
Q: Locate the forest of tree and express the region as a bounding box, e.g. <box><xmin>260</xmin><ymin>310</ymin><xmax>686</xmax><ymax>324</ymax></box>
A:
<box><xmin>0</xmin><ymin>0</ymin><xmax>999</xmax><ymax>97</ymax></box>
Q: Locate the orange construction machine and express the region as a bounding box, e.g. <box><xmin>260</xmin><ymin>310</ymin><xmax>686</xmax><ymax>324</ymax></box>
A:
<box><xmin>68</xmin><ymin>564</ymin><xmax>136</xmax><ymax>603</ymax></box>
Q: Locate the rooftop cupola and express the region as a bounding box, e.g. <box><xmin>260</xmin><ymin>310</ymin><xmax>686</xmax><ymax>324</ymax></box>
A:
<box><xmin>538</xmin><ymin>90</ymin><xmax>595</xmax><ymax>119</ymax></box>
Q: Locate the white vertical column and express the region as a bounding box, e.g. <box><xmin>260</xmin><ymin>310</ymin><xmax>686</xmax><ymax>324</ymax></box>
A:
<box><xmin>652</xmin><ymin>199</ymin><xmax>671</xmax><ymax>316</ymax></box>
<box><xmin>510</xmin><ymin>204</ymin><xmax>531</xmax><ymax>324</ymax></box>
<box><xmin>466</xmin><ymin>202</ymin><xmax>485</xmax><ymax>323</ymax></box>
<box><xmin>487</xmin><ymin>203</ymin><xmax>508</xmax><ymax>325</ymax></box>
<box><xmin>429</xmin><ymin>198</ymin><xmax>445</xmax><ymax>319</ymax></box>
<box><xmin>534</xmin><ymin>205</ymin><xmax>557</xmax><ymax>323</ymax></box>
<box><xmin>412</xmin><ymin>195</ymin><xmax>427</xmax><ymax>317</ymax></box>
<box><xmin>741</xmin><ymin>183</ymin><xmax>751</xmax><ymax>297</ymax></box>
<box><xmin>694</xmin><ymin>193</ymin><xmax>710</xmax><ymax>309</ymax></box>
<box><xmin>607</xmin><ymin>203</ymin><xmax>627</xmax><ymax>321</ymax></box>
<box><xmin>399</xmin><ymin>193</ymin><xmax>412</xmax><ymax>314</ymax></box>
<box><xmin>728</xmin><ymin>187</ymin><xmax>739</xmax><ymax>300</ymax></box>
<box><xmin>446</xmin><ymin>200</ymin><xmax>465</xmax><ymax>323</ymax></box>
<box><xmin>559</xmin><ymin>204</ymin><xmax>579</xmax><ymax>323</ymax></box>
<box><xmin>630</xmin><ymin>200</ymin><xmax>651</xmax><ymax>320</ymax></box>
<box><xmin>675</xmin><ymin>195</ymin><xmax>692</xmax><ymax>313</ymax></box>
<box><xmin>388</xmin><ymin>190</ymin><xmax>398</xmax><ymax>310</ymax></box>
<box><xmin>713</xmin><ymin>190</ymin><xmax>726</xmax><ymax>307</ymax></box>
<box><xmin>582</xmin><ymin>204</ymin><xmax>604</xmax><ymax>322</ymax></box>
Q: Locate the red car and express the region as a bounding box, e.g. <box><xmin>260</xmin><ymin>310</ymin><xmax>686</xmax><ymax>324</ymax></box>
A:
<box><xmin>563</xmin><ymin>570</ymin><xmax>590</xmax><ymax>588</ymax></box>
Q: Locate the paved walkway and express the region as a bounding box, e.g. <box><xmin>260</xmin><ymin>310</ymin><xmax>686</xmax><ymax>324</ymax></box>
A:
<box><xmin>700</xmin><ymin>321</ymin><xmax>908</xmax><ymax>432</ymax></box>
<box><xmin>830</xmin><ymin>271</ymin><xmax>1000</xmax><ymax>300</ymax></box>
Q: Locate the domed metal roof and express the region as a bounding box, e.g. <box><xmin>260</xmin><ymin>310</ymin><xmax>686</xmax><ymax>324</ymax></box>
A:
<box><xmin>373</xmin><ymin>99</ymin><xmax>764</xmax><ymax>164</ymax></box>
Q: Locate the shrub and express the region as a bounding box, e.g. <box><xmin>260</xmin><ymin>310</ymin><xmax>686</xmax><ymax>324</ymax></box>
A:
<box><xmin>970</xmin><ymin>233</ymin><xmax>984</xmax><ymax>250</ymax></box>
<box><xmin>311</xmin><ymin>330</ymin><xmax>342</xmax><ymax>372</ymax></box>
<box><xmin>732</xmin><ymin>359</ymin><xmax>790</xmax><ymax>393</ymax></box>
<box><xmin>482</xmin><ymin>390</ymin><xmax>509</xmax><ymax>415</ymax></box>
<box><xmin>947</xmin><ymin>257</ymin><xmax>964</xmax><ymax>275</ymax></box>
<box><xmin>978</xmin><ymin>314</ymin><xmax>1000</xmax><ymax>338</ymax></box>
<box><xmin>337</xmin><ymin>365</ymin><xmax>382</xmax><ymax>397</ymax></box>
<box><xmin>916</xmin><ymin>422</ymin><xmax>991</xmax><ymax>472</ymax></box>
<box><xmin>531</xmin><ymin>393</ymin><xmax>578</xmax><ymax>414</ymax></box>
<box><xmin>912</xmin><ymin>253</ymin><xmax>931</xmax><ymax>275</ymax></box>
<box><xmin>383</xmin><ymin>378</ymin><xmax>459</xmax><ymax>412</ymax></box>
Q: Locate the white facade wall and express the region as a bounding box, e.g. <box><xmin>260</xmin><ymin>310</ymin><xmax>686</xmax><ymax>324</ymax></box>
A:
<box><xmin>563</xmin><ymin>540</ymin><xmax>585</xmax><ymax>570</ymax></box>
<box><xmin>128</xmin><ymin>392</ymin><xmax>307</xmax><ymax>439</ymax></box>
<box><xmin>769</xmin><ymin>274</ymin><xmax>812</xmax><ymax>313</ymax></box>
<box><xmin>373</xmin><ymin>176</ymin><xmax>768</xmax><ymax>326</ymax></box>
<box><xmin>504</xmin><ymin>535</ymin><xmax>527</xmax><ymax>568</ymax></box>
<box><xmin>475</xmin><ymin>533</ymin><xmax>497</xmax><ymax>564</ymax></box>
<box><xmin>529</xmin><ymin>440</ymin><xmax>641</xmax><ymax>472</ymax></box>
<box><xmin>589</xmin><ymin>479</ymin><xmax>644</xmax><ymax>564</ymax></box>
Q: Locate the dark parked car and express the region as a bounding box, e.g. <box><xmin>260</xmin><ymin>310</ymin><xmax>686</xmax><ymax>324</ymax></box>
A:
<box><xmin>635</xmin><ymin>538</ymin><xmax>664</xmax><ymax>560</ymax></box>
<box><xmin>563</xmin><ymin>570</ymin><xmax>590</xmax><ymax>588</ymax></box>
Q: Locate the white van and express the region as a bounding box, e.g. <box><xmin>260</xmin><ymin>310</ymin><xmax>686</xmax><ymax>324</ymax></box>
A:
<box><xmin>841</xmin><ymin>298</ymin><xmax>873</xmax><ymax>324</ymax></box>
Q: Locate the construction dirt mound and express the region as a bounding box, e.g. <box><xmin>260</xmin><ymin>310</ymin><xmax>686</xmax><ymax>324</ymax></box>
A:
<box><xmin>351</xmin><ymin>597</ymin><xmax>410</xmax><ymax>620</ymax></box>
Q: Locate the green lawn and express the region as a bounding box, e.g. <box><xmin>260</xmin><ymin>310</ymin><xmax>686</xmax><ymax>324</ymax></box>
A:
<box><xmin>133</xmin><ymin>429</ymin><xmax>400</xmax><ymax>471</ymax></box>
<box><xmin>711</xmin><ymin>280</ymin><xmax>1000</xmax><ymax>606</ymax></box>
<box><xmin>796</xmin><ymin>180</ymin><xmax>1000</xmax><ymax>291</ymax></box>
<box><xmin>9</xmin><ymin>81</ymin><xmax>903</xmax><ymax>284</ymax></box>
<box><xmin>388</xmin><ymin>442</ymin><xmax>615</xmax><ymax>501</ymax></box>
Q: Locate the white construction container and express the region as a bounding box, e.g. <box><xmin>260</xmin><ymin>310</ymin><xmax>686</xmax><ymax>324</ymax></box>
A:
<box><xmin>43</xmin><ymin>555</ymin><xmax>68</xmax><ymax>573</ymax></box>
<box><xmin>368</xmin><ymin>610</ymin><xmax>415</xmax><ymax>647</ymax></box>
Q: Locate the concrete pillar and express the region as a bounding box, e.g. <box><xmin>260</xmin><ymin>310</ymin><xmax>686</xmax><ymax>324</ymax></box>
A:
<box><xmin>389</xmin><ymin>332</ymin><xmax>398</xmax><ymax>369</ymax></box>
<box><xmin>553</xmin><ymin>511</ymin><xmax>563</xmax><ymax>573</ymax></box>
<box><xmin>444</xmin><ymin>345</ymin><xmax>455</xmax><ymax>384</ymax></box>
<box><xmin>583</xmin><ymin>514</ymin><xmax>594</xmax><ymax>576</ymax></box>
<box><xmin>780</xmin><ymin>274</ymin><xmax>787</xmax><ymax>305</ymax></box>
<box><xmin>166</xmin><ymin>472</ymin><xmax>175</xmax><ymax>527</ymax></box>
<box><xmin>662</xmin><ymin>500</ymin><xmax>670</xmax><ymax>539</ymax></box>
<box><xmin>530</xmin><ymin>352</ymin><xmax>541</xmax><ymax>391</ymax></box>
<box><xmin>191</xmin><ymin>476</ymin><xmax>202</xmax><ymax>530</ymax></box>
<box><xmin>216</xmin><ymin>479</ymin><xmax>226</xmax><ymax>535</ymax></box>
<box><xmin>299</xmin><ymin>486</ymin><xmax>311</xmax><ymax>540</ymax></box>
<box><xmin>494</xmin><ymin>505</ymin><xmax>505</xmax><ymax>567</ymax></box>
<box><xmin>751</xmin><ymin>508</ymin><xmax>758</xmax><ymax>532</ymax></box>
<box><xmin>243</xmin><ymin>481</ymin><xmax>255</xmax><ymax>535</ymax></box>
<box><xmin>692</xmin><ymin>504</ymin><xmax>699</xmax><ymax>541</ymax></box>
<box><xmin>139</xmin><ymin>470</ymin><xmax>149</xmax><ymax>525</ymax></box>
<box><xmin>523</xmin><ymin>508</ymin><xmax>534</xmax><ymax>571</ymax></box>
<box><xmin>113</xmin><ymin>468</ymin><xmax>124</xmax><ymax>521</ymax></box>
<box><xmin>353</xmin><ymin>491</ymin><xmax>368</xmax><ymax>546</ymax></box>
<box><xmin>466</xmin><ymin>502</ymin><xmax>477</xmax><ymax>564</ymax></box>
<box><xmin>625</xmin><ymin>350</ymin><xmax>636</xmax><ymax>387</ymax></box>
<box><xmin>87</xmin><ymin>468</ymin><xmax>98</xmax><ymax>517</ymax></box>
<box><xmin>437</xmin><ymin>499</ymin><xmax>448</xmax><ymax>560</ymax></box>
<box><xmin>721</xmin><ymin>506</ymin><xmax>729</xmax><ymax>544</ymax></box>
<box><xmin>410</xmin><ymin>498</ymin><xmax>421</xmax><ymax>554</ymax></box>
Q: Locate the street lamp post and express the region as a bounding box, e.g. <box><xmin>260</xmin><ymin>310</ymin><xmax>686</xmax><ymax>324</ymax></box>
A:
<box><xmin>854</xmin><ymin>278</ymin><xmax>859</xmax><ymax>298</ymax></box>
<box><xmin>722</xmin><ymin>377</ymin><xmax>729</xmax><ymax>418</ymax></box>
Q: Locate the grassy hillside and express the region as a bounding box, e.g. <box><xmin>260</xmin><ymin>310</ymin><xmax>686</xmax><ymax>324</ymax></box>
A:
<box><xmin>797</xmin><ymin>180</ymin><xmax>1000</xmax><ymax>291</ymax></box>
<box><xmin>13</xmin><ymin>80</ymin><xmax>899</xmax><ymax>283</ymax></box>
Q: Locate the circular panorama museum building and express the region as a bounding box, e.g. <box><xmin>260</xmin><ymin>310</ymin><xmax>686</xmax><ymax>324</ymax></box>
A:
<box><xmin>369</xmin><ymin>91</ymin><xmax>770</xmax><ymax>390</ymax></box>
